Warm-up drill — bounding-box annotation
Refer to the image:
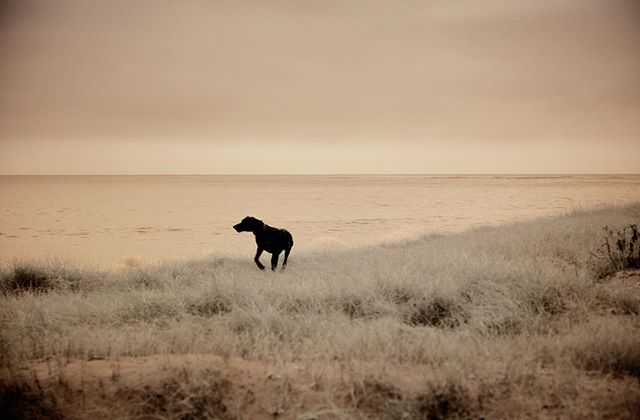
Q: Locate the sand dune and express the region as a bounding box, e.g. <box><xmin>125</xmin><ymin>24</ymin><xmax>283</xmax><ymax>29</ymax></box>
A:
<box><xmin>1</xmin><ymin>204</ymin><xmax>639</xmax><ymax>418</ymax></box>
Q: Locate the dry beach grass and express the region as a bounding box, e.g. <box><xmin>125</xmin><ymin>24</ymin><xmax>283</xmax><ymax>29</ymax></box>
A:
<box><xmin>1</xmin><ymin>204</ymin><xmax>639</xmax><ymax>419</ymax></box>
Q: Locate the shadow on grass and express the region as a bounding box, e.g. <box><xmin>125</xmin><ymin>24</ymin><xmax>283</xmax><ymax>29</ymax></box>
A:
<box><xmin>117</xmin><ymin>368</ymin><xmax>232</xmax><ymax>420</ymax></box>
<box><xmin>0</xmin><ymin>378</ymin><xmax>62</xmax><ymax>420</ymax></box>
<box><xmin>348</xmin><ymin>377</ymin><xmax>475</xmax><ymax>420</ymax></box>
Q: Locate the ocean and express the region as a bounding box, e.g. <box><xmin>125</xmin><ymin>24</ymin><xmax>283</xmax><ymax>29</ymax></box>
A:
<box><xmin>1</xmin><ymin>175</ymin><xmax>639</xmax><ymax>267</ymax></box>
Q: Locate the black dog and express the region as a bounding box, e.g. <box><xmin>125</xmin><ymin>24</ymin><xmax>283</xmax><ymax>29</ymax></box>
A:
<box><xmin>233</xmin><ymin>216</ymin><xmax>293</xmax><ymax>271</ymax></box>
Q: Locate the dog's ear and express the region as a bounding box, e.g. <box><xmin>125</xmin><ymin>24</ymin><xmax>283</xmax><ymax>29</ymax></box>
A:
<box><xmin>250</xmin><ymin>217</ymin><xmax>264</xmax><ymax>230</ymax></box>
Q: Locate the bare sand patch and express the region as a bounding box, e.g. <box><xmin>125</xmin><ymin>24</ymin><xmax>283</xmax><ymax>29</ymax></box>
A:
<box><xmin>10</xmin><ymin>352</ymin><xmax>637</xmax><ymax>419</ymax></box>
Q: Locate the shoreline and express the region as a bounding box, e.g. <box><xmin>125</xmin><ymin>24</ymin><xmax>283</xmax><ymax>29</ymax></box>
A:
<box><xmin>2</xmin><ymin>201</ymin><xmax>638</xmax><ymax>271</ymax></box>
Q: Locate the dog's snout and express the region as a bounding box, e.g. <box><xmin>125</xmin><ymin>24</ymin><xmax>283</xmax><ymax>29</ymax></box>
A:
<box><xmin>233</xmin><ymin>223</ymin><xmax>241</xmax><ymax>232</ymax></box>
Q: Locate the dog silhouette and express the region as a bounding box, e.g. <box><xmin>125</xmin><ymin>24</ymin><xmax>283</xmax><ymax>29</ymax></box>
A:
<box><xmin>233</xmin><ymin>216</ymin><xmax>293</xmax><ymax>271</ymax></box>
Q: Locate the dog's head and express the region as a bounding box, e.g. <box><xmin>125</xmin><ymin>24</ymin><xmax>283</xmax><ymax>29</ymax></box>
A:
<box><xmin>233</xmin><ymin>216</ymin><xmax>264</xmax><ymax>233</ymax></box>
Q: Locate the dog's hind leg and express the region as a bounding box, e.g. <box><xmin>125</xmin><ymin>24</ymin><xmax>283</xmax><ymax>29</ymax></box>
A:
<box><xmin>282</xmin><ymin>247</ymin><xmax>291</xmax><ymax>270</ymax></box>
<box><xmin>254</xmin><ymin>247</ymin><xmax>265</xmax><ymax>270</ymax></box>
<box><xmin>271</xmin><ymin>251</ymin><xmax>281</xmax><ymax>271</ymax></box>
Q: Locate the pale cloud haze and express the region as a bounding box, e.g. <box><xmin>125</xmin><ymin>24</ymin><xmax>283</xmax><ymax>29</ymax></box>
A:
<box><xmin>1</xmin><ymin>0</ymin><xmax>639</xmax><ymax>174</ymax></box>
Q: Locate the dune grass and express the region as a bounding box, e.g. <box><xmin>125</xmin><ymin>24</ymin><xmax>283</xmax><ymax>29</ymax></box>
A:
<box><xmin>1</xmin><ymin>203</ymin><xmax>639</xmax><ymax>418</ymax></box>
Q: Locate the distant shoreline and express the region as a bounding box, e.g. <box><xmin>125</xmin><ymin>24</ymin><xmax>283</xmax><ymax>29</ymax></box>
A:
<box><xmin>2</xmin><ymin>173</ymin><xmax>640</xmax><ymax>177</ymax></box>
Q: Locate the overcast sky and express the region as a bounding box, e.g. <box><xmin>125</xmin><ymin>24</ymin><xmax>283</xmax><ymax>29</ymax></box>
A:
<box><xmin>1</xmin><ymin>0</ymin><xmax>639</xmax><ymax>174</ymax></box>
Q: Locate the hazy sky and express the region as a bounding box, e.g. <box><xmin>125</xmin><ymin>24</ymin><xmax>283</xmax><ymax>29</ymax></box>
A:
<box><xmin>1</xmin><ymin>0</ymin><xmax>639</xmax><ymax>174</ymax></box>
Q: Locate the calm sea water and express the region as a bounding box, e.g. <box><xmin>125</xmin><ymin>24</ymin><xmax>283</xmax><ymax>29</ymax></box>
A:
<box><xmin>1</xmin><ymin>175</ymin><xmax>639</xmax><ymax>267</ymax></box>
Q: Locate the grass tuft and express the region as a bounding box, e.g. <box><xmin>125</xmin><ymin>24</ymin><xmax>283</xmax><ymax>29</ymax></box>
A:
<box><xmin>349</xmin><ymin>378</ymin><xmax>404</xmax><ymax>417</ymax></box>
<box><xmin>186</xmin><ymin>295</ymin><xmax>231</xmax><ymax>317</ymax></box>
<box><xmin>118</xmin><ymin>369</ymin><xmax>231</xmax><ymax>419</ymax></box>
<box><xmin>1</xmin><ymin>264</ymin><xmax>54</xmax><ymax>294</ymax></box>
<box><xmin>410</xmin><ymin>383</ymin><xmax>473</xmax><ymax>420</ymax></box>
<box><xmin>404</xmin><ymin>295</ymin><xmax>467</xmax><ymax>328</ymax></box>
<box><xmin>348</xmin><ymin>378</ymin><xmax>475</xmax><ymax>420</ymax></box>
<box><xmin>590</xmin><ymin>224</ymin><xmax>640</xmax><ymax>278</ymax></box>
<box><xmin>568</xmin><ymin>320</ymin><xmax>640</xmax><ymax>378</ymax></box>
<box><xmin>0</xmin><ymin>262</ymin><xmax>87</xmax><ymax>294</ymax></box>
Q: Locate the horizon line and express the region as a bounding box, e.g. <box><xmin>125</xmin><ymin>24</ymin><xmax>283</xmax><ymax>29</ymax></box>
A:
<box><xmin>1</xmin><ymin>172</ymin><xmax>639</xmax><ymax>177</ymax></box>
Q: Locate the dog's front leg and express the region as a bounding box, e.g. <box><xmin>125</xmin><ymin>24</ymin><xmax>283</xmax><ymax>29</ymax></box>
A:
<box><xmin>254</xmin><ymin>247</ymin><xmax>265</xmax><ymax>270</ymax></box>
